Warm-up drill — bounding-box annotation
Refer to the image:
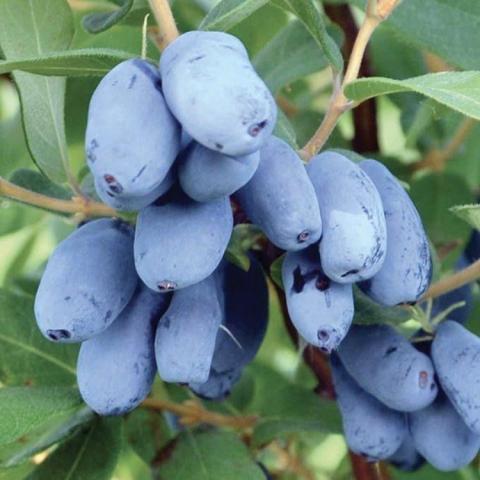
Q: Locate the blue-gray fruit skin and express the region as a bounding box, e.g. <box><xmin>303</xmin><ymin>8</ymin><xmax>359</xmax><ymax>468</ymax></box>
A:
<box><xmin>179</xmin><ymin>142</ymin><xmax>260</xmax><ymax>202</ymax></box>
<box><xmin>408</xmin><ymin>392</ymin><xmax>480</xmax><ymax>471</ymax></box>
<box><xmin>235</xmin><ymin>136</ymin><xmax>322</xmax><ymax>251</ymax></box>
<box><xmin>134</xmin><ymin>190</ymin><xmax>233</xmax><ymax>292</ymax></box>
<box><xmin>189</xmin><ymin>367</ymin><xmax>242</xmax><ymax>401</ymax></box>
<box><xmin>155</xmin><ymin>274</ymin><xmax>223</xmax><ymax>383</ymax></box>
<box><xmin>431</xmin><ymin>254</ymin><xmax>472</xmax><ymax>325</ymax></box>
<box><xmin>282</xmin><ymin>246</ymin><xmax>354</xmax><ymax>353</ymax></box>
<box><xmin>190</xmin><ymin>258</ymin><xmax>268</xmax><ymax>400</ymax></box>
<box><xmin>94</xmin><ymin>169</ymin><xmax>174</xmax><ymax>212</ymax></box>
<box><xmin>77</xmin><ymin>285</ymin><xmax>170</xmax><ymax>416</ymax></box>
<box><xmin>160</xmin><ymin>31</ymin><xmax>277</xmax><ymax>156</ymax></box>
<box><xmin>330</xmin><ymin>354</ymin><xmax>407</xmax><ymax>461</ymax></box>
<box><xmin>34</xmin><ymin>219</ymin><xmax>137</xmax><ymax>343</ymax></box>
<box><xmin>211</xmin><ymin>257</ymin><xmax>268</xmax><ymax>374</ymax></box>
<box><xmin>86</xmin><ymin>59</ymin><xmax>180</xmax><ymax>204</ymax></box>
<box><xmin>307</xmin><ymin>152</ymin><xmax>386</xmax><ymax>284</ymax></box>
<box><xmin>337</xmin><ymin>325</ymin><xmax>438</xmax><ymax>412</ymax></box>
<box><xmin>432</xmin><ymin>320</ymin><xmax>480</xmax><ymax>434</ymax></box>
<box><xmin>359</xmin><ymin>159</ymin><xmax>432</xmax><ymax>305</ymax></box>
<box><xmin>388</xmin><ymin>433</ymin><xmax>424</xmax><ymax>472</ymax></box>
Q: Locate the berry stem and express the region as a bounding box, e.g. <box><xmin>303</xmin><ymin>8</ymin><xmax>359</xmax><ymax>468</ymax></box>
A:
<box><xmin>0</xmin><ymin>176</ymin><xmax>116</xmax><ymax>217</ymax></box>
<box><xmin>141</xmin><ymin>397</ymin><xmax>257</xmax><ymax>430</ymax></box>
<box><xmin>422</xmin><ymin>258</ymin><xmax>480</xmax><ymax>301</ymax></box>
<box><xmin>147</xmin><ymin>0</ymin><xmax>179</xmax><ymax>49</ymax></box>
<box><xmin>300</xmin><ymin>0</ymin><xmax>398</xmax><ymax>160</ymax></box>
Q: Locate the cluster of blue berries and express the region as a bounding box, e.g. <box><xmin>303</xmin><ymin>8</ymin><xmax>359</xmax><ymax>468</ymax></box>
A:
<box><xmin>31</xmin><ymin>29</ymin><xmax>480</xmax><ymax>472</ymax></box>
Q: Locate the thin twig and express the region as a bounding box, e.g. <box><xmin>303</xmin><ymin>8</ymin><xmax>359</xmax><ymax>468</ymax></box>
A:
<box><xmin>300</xmin><ymin>0</ymin><xmax>401</xmax><ymax>159</ymax></box>
<box><xmin>0</xmin><ymin>177</ymin><xmax>116</xmax><ymax>217</ymax></box>
<box><xmin>422</xmin><ymin>259</ymin><xmax>480</xmax><ymax>301</ymax></box>
<box><xmin>147</xmin><ymin>0</ymin><xmax>179</xmax><ymax>49</ymax></box>
<box><xmin>141</xmin><ymin>398</ymin><xmax>257</xmax><ymax>430</ymax></box>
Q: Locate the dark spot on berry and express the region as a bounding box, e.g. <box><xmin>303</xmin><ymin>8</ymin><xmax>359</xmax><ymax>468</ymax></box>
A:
<box><xmin>215</xmin><ymin>143</ymin><xmax>224</xmax><ymax>150</ymax></box>
<box><xmin>248</xmin><ymin>120</ymin><xmax>268</xmax><ymax>137</ymax></box>
<box><xmin>158</xmin><ymin>280</ymin><xmax>177</xmax><ymax>291</ymax></box>
<box><xmin>46</xmin><ymin>329</ymin><xmax>71</xmax><ymax>341</ymax></box>
<box><xmin>104</xmin><ymin>174</ymin><xmax>123</xmax><ymax>194</ymax></box>
<box><xmin>297</xmin><ymin>230</ymin><xmax>310</xmax><ymax>243</ymax></box>
<box><xmin>341</xmin><ymin>269</ymin><xmax>359</xmax><ymax>278</ymax></box>
<box><xmin>292</xmin><ymin>266</ymin><xmax>306</xmax><ymax>293</ymax></box>
<box><xmin>318</xmin><ymin>329</ymin><xmax>330</xmax><ymax>342</ymax></box>
<box><xmin>128</xmin><ymin>74</ymin><xmax>137</xmax><ymax>89</ymax></box>
<box><xmin>385</xmin><ymin>346</ymin><xmax>397</xmax><ymax>356</ymax></box>
<box><xmin>64</xmin><ymin>296</ymin><xmax>71</xmax><ymax>301</ymax></box>
<box><xmin>315</xmin><ymin>273</ymin><xmax>330</xmax><ymax>291</ymax></box>
<box><xmin>188</xmin><ymin>55</ymin><xmax>206</xmax><ymax>63</ymax></box>
<box><xmin>418</xmin><ymin>370</ymin><xmax>429</xmax><ymax>389</ymax></box>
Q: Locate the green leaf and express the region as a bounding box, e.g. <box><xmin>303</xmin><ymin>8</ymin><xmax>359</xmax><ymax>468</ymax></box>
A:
<box><xmin>345</xmin><ymin>72</ymin><xmax>480</xmax><ymax>121</ymax></box>
<box><xmin>125</xmin><ymin>408</ymin><xmax>173</xmax><ymax>464</ymax></box>
<box><xmin>353</xmin><ymin>287</ymin><xmax>411</xmax><ymax>326</ymax></box>
<box><xmin>0</xmin><ymin>387</ymin><xmax>82</xmax><ymax>447</ymax></box>
<box><xmin>409</xmin><ymin>172</ymin><xmax>474</xmax><ymax>245</ymax></box>
<box><xmin>199</xmin><ymin>0</ymin><xmax>269</xmax><ymax>32</ymax></box>
<box><xmin>29</xmin><ymin>417</ymin><xmax>122</xmax><ymax>480</ymax></box>
<box><xmin>246</xmin><ymin>364</ymin><xmax>341</xmax><ymax>446</ymax></box>
<box><xmin>0</xmin><ymin>463</ymin><xmax>35</xmax><ymax>480</ymax></box>
<box><xmin>226</xmin><ymin>224</ymin><xmax>264</xmax><ymax>272</ymax></box>
<box><xmin>0</xmin><ymin>0</ymin><xmax>74</xmax><ymax>183</ymax></box>
<box><xmin>273</xmin><ymin>0</ymin><xmax>343</xmax><ymax>72</ymax></box>
<box><xmin>0</xmin><ymin>289</ymin><xmax>78</xmax><ymax>386</ymax></box>
<box><xmin>254</xmin><ymin>21</ymin><xmax>330</xmax><ymax>93</ymax></box>
<box><xmin>384</xmin><ymin>0</ymin><xmax>480</xmax><ymax>72</ymax></box>
<box><xmin>0</xmin><ymin>406</ymin><xmax>94</xmax><ymax>468</ymax></box>
<box><xmin>450</xmin><ymin>204</ymin><xmax>480</xmax><ymax>231</ymax></box>
<box><xmin>329</xmin><ymin>0</ymin><xmax>480</xmax><ymax>72</ymax></box>
<box><xmin>269</xmin><ymin>254</ymin><xmax>284</xmax><ymax>290</ymax></box>
<box><xmin>156</xmin><ymin>430</ymin><xmax>265</xmax><ymax>480</ymax></box>
<box><xmin>10</xmin><ymin>170</ymin><xmax>71</xmax><ymax>201</ymax></box>
<box><xmin>274</xmin><ymin>110</ymin><xmax>298</xmax><ymax>149</ymax></box>
<box><xmin>82</xmin><ymin>0</ymin><xmax>134</xmax><ymax>33</ymax></box>
<box><xmin>0</xmin><ymin>49</ymin><xmax>133</xmax><ymax>77</ymax></box>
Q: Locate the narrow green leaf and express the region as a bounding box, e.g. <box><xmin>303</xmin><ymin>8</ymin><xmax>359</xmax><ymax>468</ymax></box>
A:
<box><xmin>0</xmin><ymin>49</ymin><xmax>133</xmax><ymax>77</ymax></box>
<box><xmin>0</xmin><ymin>289</ymin><xmax>78</xmax><ymax>386</ymax></box>
<box><xmin>82</xmin><ymin>0</ymin><xmax>134</xmax><ymax>33</ymax></box>
<box><xmin>0</xmin><ymin>387</ymin><xmax>82</xmax><ymax>447</ymax></box>
<box><xmin>254</xmin><ymin>21</ymin><xmax>330</xmax><ymax>93</ymax></box>
<box><xmin>0</xmin><ymin>0</ymin><xmax>74</xmax><ymax>183</ymax></box>
<box><xmin>345</xmin><ymin>72</ymin><xmax>480</xmax><ymax>121</ymax></box>
<box><xmin>353</xmin><ymin>287</ymin><xmax>412</xmax><ymax>326</ymax></box>
<box><xmin>269</xmin><ymin>254</ymin><xmax>284</xmax><ymax>290</ymax></box>
<box><xmin>200</xmin><ymin>0</ymin><xmax>269</xmax><ymax>32</ymax></box>
<box><xmin>450</xmin><ymin>204</ymin><xmax>480</xmax><ymax>231</ymax></box>
<box><xmin>1</xmin><ymin>406</ymin><xmax>94</xmax><ymax>468</ymax></box>
<box><xmin>274</xmin><ymin>110</ymin><xmax>298</xmax><ymax>149</ymax></box>
<box><xmin>273</xmin><ymin>0</ymin><xmax>343</xmax><ymax>72</ymax></box>
<box><xmin>29</xmin><ymin>417</ymin><xmax>122</xmax><ymax>480</ymax></box>
<box><xmin>157</xmin><ymin>430</ymin><xmax>265</xmax><ymax>480</ymax></box>
<box><xmin>10</xmin><ymin>170</ymin><xmax>71</xmax><ymax>201</ymax></box>
<box><xmin>329</xmin><ymin>0</ymin><xmax>480</xmax><ymax>72</ymax></box>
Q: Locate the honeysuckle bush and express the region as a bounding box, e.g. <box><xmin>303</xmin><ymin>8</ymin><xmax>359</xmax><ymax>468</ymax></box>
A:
<box><xmin>1</xmin><ymin>0</ymin><xmax>480</xmax><ymax>479</ymax></box>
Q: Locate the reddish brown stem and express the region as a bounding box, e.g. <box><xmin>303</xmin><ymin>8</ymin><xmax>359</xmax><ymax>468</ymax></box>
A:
<box><xmin>324</xmin><ymin>4</ymin><xmax>379</xmax><ymax>153</ymax></box>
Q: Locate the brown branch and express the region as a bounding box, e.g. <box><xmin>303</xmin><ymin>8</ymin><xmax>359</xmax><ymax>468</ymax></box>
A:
<box><xmin>324</xmin><ymin>4</ymin><xmax>379</xmax><ymax>153</ymax></box>
<box><xmin>142</xmin><ymin>398</ymin><xmax>257</xmax><ymax>430</ymax></box>
<box><xmin>0</xmin><ymin>176</ymin><xmax>116</xmax><ymax>217</ymax></box>
<box><xmin>147</xmin><ymin>0</ymin><xmax>179</xmax><ymax>49</ymax></box>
